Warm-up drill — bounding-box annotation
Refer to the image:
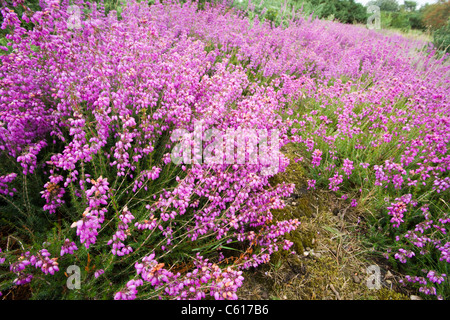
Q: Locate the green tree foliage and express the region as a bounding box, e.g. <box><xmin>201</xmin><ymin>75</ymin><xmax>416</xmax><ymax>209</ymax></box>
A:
<box><xmin>390</xmin><ymin>11</ymin><xmax>411</xmax><ymax>31</ymax></box>
<box><xmin>309</xmin><ymin>0</ymin><xmax>367</xmax><ymax>24</ymax></box>
<box><xmin>408</xmin><ymin>11</ymin><xmax>425</xmax><ymax>30</ymax></box>
<box><xmin>368</xmin><ymin>0</ymin><xmax>399</xmax><ymax>12</ymax></box>
<box><xmin>370</xmin><ymin>0</ymin><xmax>426</xmax><ymax>31</ymax></box>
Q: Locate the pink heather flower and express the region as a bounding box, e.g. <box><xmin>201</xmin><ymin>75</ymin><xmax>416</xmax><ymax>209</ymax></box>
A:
<box><xmin>108</xmin><ymin>206</ymin><xmax>135</xmax><ymax>256</ymax></box>
<box><xmin>1</xmin><ymin>0</ymin><xmax>449</xmax><ymax>302</ymax></box>
<box><xmin>41</xmin><ymin>175</ymin><xmax>65</xmax><ymax>214</ymax></box>
<box><xmin>283</xmin><ymin>240</ymin><xmax>294</xmax><ymax>250</ymax></box>
<box><xmin>311</xmin><ymin>149</ymin><xmax>322</xmax><ymax>167</ymax></box>
<box><xmin>74</xmin><ymin>176</ymin><xmax>110</xmax><ymax>248</ymax></box>
<box><xmin>307</xmin><ymin>179</ymin><xmax>316</xmax><ymax>190</ymax></box>
<box><xmin>426</xmin><ymin>270</ymin><xmax>446</xmax><ymax>284</ymax></box>
<box><xmin>359</xmin><ymin>162</ymin><xmax>370</xmax><ymax>169</ymax></box>
<box><xmin>0</xmin><ymin>248</ymin><xmax>5</xmax><ymax>264</ymax></box>
<box><xmin>0</xmin><ymin>173</ymin><xmax>18</xmax><ymax>196</ymax></box>
<box><xmin>60</xmin><ymin>239</ymin><xmax>78</xmax><ymax>256</ymax></box>
<box><xmin>163</xmin><ymin>153</ymin><xmax>172</xmax><ymax>164</ymax></box>
<box><xmin>114</xmin><ymin>279</ymin><xmax>143</xmax><ymax>300</ymax></box>
<box><xmin>10</xmin><ymin>252</ymin><xmax>31</xmax><ymax>274</ymax></box>
<box><xmin>342</xmin><ymin>158</ymin><xmax>354</xmax><ymax>177</ymax></box>
<box><xmin>394</xmin><ymin>248</ymin><xmax>415</xmax><ymax>263</ymax></box>
<box><xmin>387</xmin><ymin>194</ymin><xmax>412</xmax><ymax>228</ymax></box>
<box><xmin>26</xmin><ymin>249</ymin><xmax>59</xmax><ymax>275</ymax></box>
<box><xmin>437</xmin><ymin>243</ymin><xmax>450</xmax><ymax>263</ymax></box>
<box><xmin>419</xmin><ymin>286</ymin><xmax>437</xmax><ymax>296</ymax></box>
<box><xmin>328</xmin><ymin>172</ymin><xmax>343</xmax><ymax>192</ymax></box>
<box><xmin>136</xmin><ymin>253</ymin><xmax>173</xmax><ymax>287</ymax></box>
<box><xmin>13</xmin><ymin>273</ymin><xmax>33</xmax><ymax>286</ymax></box>
<box><xmin>94</xmin><ymin>269</ymin><xmax>105</xmax><ymax>279</ymax></box>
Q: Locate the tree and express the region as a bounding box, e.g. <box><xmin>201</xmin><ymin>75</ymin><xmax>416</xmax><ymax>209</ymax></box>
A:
<box><xmin>404</xmin><ymin>1</ymin><xmax>417</xmax><ymax>12</ymax></box>
<box><xmin>390</xmin><ymin>11</ymin><xmax>410</xmax><ymax>30</ymax></box>
<box><xmin>433</xmin><ymin>18</ymin><xmax>450</xmax><ymax>53</ymax></box>
<box><xmin>408</xmin><ymin>11</ymin><xmax>425</xmax><ymax>30</ymax></box>
<box><xmin>368</xmin><ymin>0</ymin><xmax>399</xmax><ymax>12</ymax></box>
<box><xmin>422</xmin><ymin>0</ymin><xmax>450</xmax><ymax>30</ymax></box>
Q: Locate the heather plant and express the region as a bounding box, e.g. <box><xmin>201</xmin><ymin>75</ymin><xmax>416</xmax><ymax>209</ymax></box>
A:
<box><xmin>288</xmin><ymin>76</ymin><xmax>450</xmax><ymax>298</ymax></box>
<box><xmin>0</xmin><ymin>0</ymin><xmax>299</xmax><ymax>299</ymax></box>
<box><xmin>0</xmin><ymin>0</ymin><xmax>449</xmax><ymax>300</ymax></box>
<box><xmin>433</xmin><ymin>19</ymin><xmax>450</xmax><ymax>54</ymax></box>
<box><xmin>286</xmin><ymin>51</ymin><xmax>450</xmax><ymax>298</ymax></box>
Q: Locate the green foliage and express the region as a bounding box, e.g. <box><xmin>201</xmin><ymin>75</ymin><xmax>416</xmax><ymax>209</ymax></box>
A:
<box><xmin>378</xmin><ymin>4</ymin><xmax>426</xmax><ymax>31</ymax></box>
<box><xmin>265</xmin><ymin>7</ymin><xmax>278</xmax><ymax>26</ymax></box>
<box><xmin>309</xmin><ymin>0</ymin><xmax>368</xmax><ymax>24</ymax></box>
<box><xmin>433</xmin><ymin>19</ymin><xmax>450</xmax><ymax>53</ymax></box>
<box><xmin>408</xmin><ymin>11</ymin><xmax>425</xmax><ymax>30</ymax></box>
<box><xmin>422</xmin><ymin>0</ymin><xmax>450</xmax><ymax>30</ymax></box>
<box><xmin>403</xmin><ymin>1</ymin><xmax>417</xmax><ymax>12</ymax></box>
<box><xmin>231</xmin><ymin>0</ymin><xmax>368</xmax><ymax>27</ymax></box>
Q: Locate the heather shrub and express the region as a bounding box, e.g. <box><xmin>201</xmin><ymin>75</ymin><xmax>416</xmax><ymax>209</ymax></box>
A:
<box><xmin>286</xmin><ymin>46</ymin><xmax>450</xmax><ymax>298</ymax></box>
<box><xmin>0</xmin><ymin>0</ymin><xmax>299</xmax><ymax>299</ymax></box>
<box><xmin>288</xmin><ymin>75</ymin><xmax>450</xmax><ymax>298</ymax></box>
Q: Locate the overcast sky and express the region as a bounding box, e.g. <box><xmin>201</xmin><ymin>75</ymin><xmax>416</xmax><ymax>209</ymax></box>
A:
<box><xmin>355</xmin><ymin>0</ymin><xmax>440</xmax><ymax>8</ymax></box>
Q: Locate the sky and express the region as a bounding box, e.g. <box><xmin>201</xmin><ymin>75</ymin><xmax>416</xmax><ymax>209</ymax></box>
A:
<box><xmin>355</xmin><ymin>0</ymin><xmax>440</xmax><ymax>9</ymax></box>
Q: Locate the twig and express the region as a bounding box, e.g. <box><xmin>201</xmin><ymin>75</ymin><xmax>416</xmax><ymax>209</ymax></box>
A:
<box><xmin>329</xmin><ymin>283</ymin><xmax>341</xmax><ymax>300</ymax></box>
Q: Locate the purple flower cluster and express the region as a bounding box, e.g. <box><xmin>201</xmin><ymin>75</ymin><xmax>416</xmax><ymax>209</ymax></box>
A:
<box><xmin>94</xmin><ymin>269</ymin><xmax>105</xmax><ymax>279</ymax></box>
<box><xmin>9</xmin><ymin>248</ymin><xmax>59</xmax><ymax>285</ymax></box>
<box><xmin>107</xmin><ymin>206</ymin><xmax>134</xmax><ymax>256</ymax></box>
<box><xmin>328</xmin><ymin>172</ymin><xmax>343</xmax><ymax>192</ymax></box>
<box><xmin>131</xmin><ymin>253</ymin><xmax>245</xmax><ymax>300</ymax></box>
<box><xmin>114</xmin><ymin>279</ymin><xmax>143</xmax><ymax>300</ymax></box>
<box><xmin>74</xmin><ymin>176</ymin><xmax>110</xmax><ymax>248</ymax></box>
<box><xmin>385</xmin><ymin>202</ymin><xmax>450</xmax><ymax>298</ymax></box>
<box><xmin>41</xmin><ymin>174</ymin><xmax>65</xmax><ymax>214</ymax></box>
<box><xmin>311</xmin><ymin>149</ymin><xmax>322</xmax><ymax>167</ymax></box>
<box><xmin>400</xmin><ymin>270</ymin><xmax>447</xmax><ymax>299</ymax></box>
<box><xmin>60</xmin><ymin>239</ymin><xmax>78</xmax><ymax>256</ymax></box>
<box><xmin>0</xmin><ymin>173</ymin><xmax>17</xmax><ymax>196</ymax></box>
<box><xmin>30</xmin><ymin>249</ymin><xmax>59</xmax><ymax>275</ymax></box>
<box><xmin>342</xmin><ymin>159</ymin><xmax>354</xmax><ymax>178</ymax></box>
<box><xmin>387</xmin><ymin>194</ymin><xmax>413</xmax><ymax>228</ymax></box>
<box><xmin>0</xmin><ymin>248</ymin><xmax>5</xmax><ymax>265</ymax></box>
<box><xmin>134</xmin><ymin>205</ymin><xmax>159</xmax><ymax>230</ymax></box>
<box><xmin>394</xmin><ymin>248</ymin><xmax>415</xmax><ymax>263</ymax></box>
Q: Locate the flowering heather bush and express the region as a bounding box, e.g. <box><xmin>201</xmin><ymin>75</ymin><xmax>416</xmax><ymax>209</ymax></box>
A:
<box><xmin>0</xmin><ymin>0</ymin><xmax>449</xmax><ymax>300</ymax></box>
<box><xmin>0</xmin><ymin>0</ymin><xmax>299</xmax><ymax>299</ymax></box>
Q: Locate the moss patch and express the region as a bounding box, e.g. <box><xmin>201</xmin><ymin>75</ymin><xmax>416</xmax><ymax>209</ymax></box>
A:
<box><xmin>375</xmin><ymin>288</ymin><xmax>410</xmax><ymax>300</ymax></box>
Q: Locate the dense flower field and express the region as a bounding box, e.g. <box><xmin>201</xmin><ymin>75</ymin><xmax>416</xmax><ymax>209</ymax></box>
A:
<box><xmin>0</xmin><ymin>0</ymin><xmax>449</xmax><ymax>299</ymax></box>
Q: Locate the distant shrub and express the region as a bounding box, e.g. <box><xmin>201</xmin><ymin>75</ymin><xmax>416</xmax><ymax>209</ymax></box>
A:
<box><xmin>433</xmin><ymin>19</ymin><xmax>450</xmax><ymax>53</ymax></box>
<box><xmin>422</xmin><ymin>0</ymin><xmax>450</xmax><ymax>30</ymax></box>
